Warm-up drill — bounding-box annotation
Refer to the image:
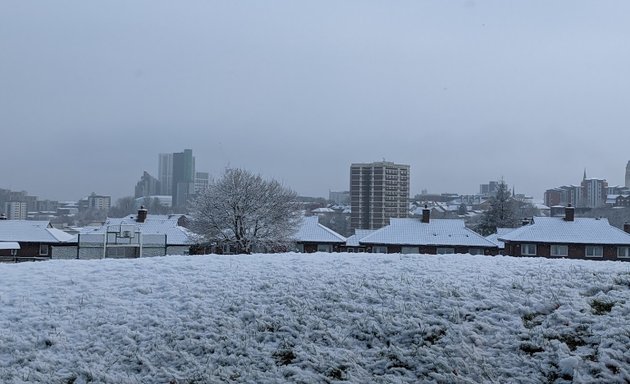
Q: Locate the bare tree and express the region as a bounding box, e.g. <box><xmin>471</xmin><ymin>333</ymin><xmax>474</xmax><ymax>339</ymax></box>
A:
<box><xmin>190</xmin><ymin>168</ymin><xmax>302</xmax><ymax>254</ymax></box>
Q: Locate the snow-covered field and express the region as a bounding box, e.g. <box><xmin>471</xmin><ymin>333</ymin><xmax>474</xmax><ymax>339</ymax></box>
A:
<box><xmin>1</xmin><ymin>253</ymin><xmax>629</xmax><ymax>383</ymax></box>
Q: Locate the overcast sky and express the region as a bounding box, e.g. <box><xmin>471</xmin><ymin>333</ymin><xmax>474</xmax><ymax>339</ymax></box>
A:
<box><xmin>2</xmin><ymin>1</ymin><xmax>630</xmax><ymax>202</ymax></box>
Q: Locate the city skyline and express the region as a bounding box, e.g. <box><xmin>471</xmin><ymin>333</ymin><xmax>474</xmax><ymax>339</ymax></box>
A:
<box><xmin>3</xmin><ymin>1</ymin><xmax>630</xmax><ymax>201</ymax></box>
<box><xmin>2</xmin><ymin>156</ymin><xmax>630</xmax><ymax>204</ymax></box>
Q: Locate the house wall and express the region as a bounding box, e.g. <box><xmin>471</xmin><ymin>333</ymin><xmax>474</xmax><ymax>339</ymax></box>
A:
<box><xmin>298</xmin><ymin>243</ymin><xmax>343</xmax><ymax>253</ymax></box>
<box><xmin>504</xmin><ymin>242</ymin><xmax>628</xmax><ymax>261</ymax></box>
<box><xmin>16</xmin><ymin>243</ymin><xmax>46</xmax><ymax>257</ymax></box>
<box><xmin>360</xmin><ymin>244</ymin><xmax>498</xmax><ymax>255</ymax></box>
<box><xmin>165</xmin><ymin>246</ymin><xmax>189</xmax><ymax>256</ymax></box>
<box><xmin>53</xmin><ymin>245</ymin><xmax>189</xmax><ymax>259</ymax></box>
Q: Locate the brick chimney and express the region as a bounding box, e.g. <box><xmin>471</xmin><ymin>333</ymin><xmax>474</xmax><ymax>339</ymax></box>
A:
<box><xmin>564</xmin><ymin>204</ymin><xmax>575</xmax><ymax>222</ymax></box>
<box><xmin>422</xmin><ymin>205</ymin><xmax>430</xmax><ymax>223</ymax></box>
<box><xmin>624</xmin><ymin>222</ymin><xmax>630</xmax><ymax>234</ymax></box>
<box><xmin>136</xmin><ymin>206</ymin><xmax>148</xmax><ymax>223</ymax></box>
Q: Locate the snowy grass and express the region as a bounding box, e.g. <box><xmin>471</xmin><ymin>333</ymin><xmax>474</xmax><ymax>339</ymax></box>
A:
<box><xmin>1</xmin><ymin>253</ymin><xmax>629</xmax><ymax>383</ymax></box>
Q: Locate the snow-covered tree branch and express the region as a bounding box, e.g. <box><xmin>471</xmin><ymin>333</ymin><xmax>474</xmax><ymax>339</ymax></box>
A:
<box><xmin>190</xmin><ymin>168</ymin><xmax>302</xmax><ymax>254</ymax></box>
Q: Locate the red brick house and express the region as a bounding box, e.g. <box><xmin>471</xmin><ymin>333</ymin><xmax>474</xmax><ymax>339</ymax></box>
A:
<box><xmin>294</xmin><ymin>216</ymin><xmax>346</xmax><ymax>253</ymax></box>
<box><xmin>354</xmin><ymin>208</ymin><xmax>499</xmax><ymax>255</ymax></box>
<box><xmin>0</xmin><ymin>220</ymin><xmax>76</xmax><ymax>261</ymax></box>
<box><xmin>499</xmin><ymin>206</ymin><xmax>630</xmax><ymax>261</ymax></box>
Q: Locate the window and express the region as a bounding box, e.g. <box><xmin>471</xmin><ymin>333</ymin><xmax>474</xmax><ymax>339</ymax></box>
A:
<box><xmin>372</xmin><ymin>246</ymin><xmax>387</xmax><ymax>254</ymax></box>
<box><xmin>401</xmin><ymin>246</ymin><xmax>419</xmax><ymax>254</ymax></box>
<box><xmin>437</xmin><ymin>247</ymin><xmax>455</xmax><ymax>254</ymax></box>
<box><xmin>618</xmin><ymin>247</ymin><xmax>630</xmax><ymax>258</ymax></box>
<box><xmin>347</xmin><ymin>248</ymin><xmax>355</xmax><ymax>253</ymax></box>
<box><xmin>469</xmin><ymin>248</ymin><xmax>484</xmax><ymax>255</ymax></box>
<box><xmin>39</xmin><ymin>244</ymin><xmax>49</xmax><ymax>256</ymax></box>
<box><xmin>550</xmin><ymin>244</ymin><xmax>568</xmax><ymax>257</ymax></box>
<box><xmin>585</xmin><ymin>246</ymin><xmax>603</xmax><ymax>258</ymax></box>
<box><xmin>521</xmin><ymin>244</ymin><xmax>537</xmax><ymax>256</ymax></box>
<box><xmin>317</xmin><ymin>244</ymin><xmax>332</xmax><ymax>252</ymax></box>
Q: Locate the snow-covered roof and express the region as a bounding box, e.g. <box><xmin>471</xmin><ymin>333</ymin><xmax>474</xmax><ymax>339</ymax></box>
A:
<box><xmin>485</xmin><ymin>228</ymin><xmax>516</xmax><ymax>249</ymax></box>
<box><xmin>0</xmin><ymin>220</ymin><xmax>75</xmax><ymax>243</ymax></box>
<box><xmin>81</xmin><ymin>215</ymin><xmax>194</xmax><ymax>245</ymax></box>
<box><xmin>345</xmin><ymin>229</ymin><xmax>376</xmax><ymax>247</ymax></box>
<box><xmin>0</xmin><ymin>242</ymin><xmax>20</xmax><ymax>250</ymax></box>
<box><xmin>311</xmin><ymin>207</ymin><xmax>335</xmax><ymax>214</ymax></box>
<box><xmin>359</xmin><ymin>218</ymin><xmax>497</xmax><ymax>248</ymax></box>
<box><xmin>294</xmin><ymin>216</ymin><xmax>346</xmax><ymax>243</ymax></box>
<box><xmin>498</xmin><ymin>217</ymin><xmax>630</xmax><ymax>245</ymax></box>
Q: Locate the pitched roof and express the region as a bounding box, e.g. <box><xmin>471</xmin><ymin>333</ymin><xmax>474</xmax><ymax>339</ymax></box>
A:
<box><xmin>81</xmin><ymin>214</ymin><xmax>194</xmax><ymax>245</ymax></box>
<box><xmin>294</xmin><ymin>216</ymin><xmax>346</xmax><ymax>243</ymax></box>
<box><xmin>359</xmin><ymin>218</ymin><xmax>497</xmax><ymax>247</ymax></box>
<box><xmin>485</xmin><ymin>228</ymin><xmax>516</xmax><ymax>249</ymax></box>
<box><xmin>346</xmin><ymin>229</ymin><xmax>376</xmax><ymax>247</ymax></box>
<box><xmin>498</xmin><ymin>216</ymin><xmax>630</xmax><ymax>245</ymax></box>
<box><xmin>0</xmin><ymin>220</ymin><xmax>75</xmax><ymax>243</ymax></box>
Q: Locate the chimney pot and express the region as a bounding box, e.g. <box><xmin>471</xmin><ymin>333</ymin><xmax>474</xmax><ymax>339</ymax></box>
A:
<box><xmin>564</xmin><ymin>204</ymin><xmax>575</xmax><ymax>222</ymax></box>
<box><xmin>137</xmin><ymin>206</ymin><xmax>148</xmax><ymax>223</ymax></box>
<box><xmin>422</xmin><ymin>204</ymin><xmax>430</xmax><ymax>223</ymax></box>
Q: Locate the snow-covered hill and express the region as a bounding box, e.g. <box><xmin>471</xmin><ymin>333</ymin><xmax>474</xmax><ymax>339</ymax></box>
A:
<box><xmin>1</xmin><ymin>253</ymin><xmax>629</xmax><ymax>383</ymax></box>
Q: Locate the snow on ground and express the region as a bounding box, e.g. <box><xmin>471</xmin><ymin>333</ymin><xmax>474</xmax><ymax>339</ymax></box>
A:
<box><xmin>1</xmin><ymin>253</ymin><xmax>629</xmax><ymax>383</ymax></box>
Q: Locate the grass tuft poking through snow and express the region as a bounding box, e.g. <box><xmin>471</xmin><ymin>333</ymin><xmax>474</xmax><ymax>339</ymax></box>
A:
<box><xmin>1</xmin><ymin>253</ymin><xmax>629</xmax><ymax>383</ymax></box>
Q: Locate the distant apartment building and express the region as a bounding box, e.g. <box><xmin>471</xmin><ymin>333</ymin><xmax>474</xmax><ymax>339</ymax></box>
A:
<box><xmin>4</xmin><ymin>201</ymin><xmax>28</xmax><ymax>220</ymax></box>
<box><xmin>36</xmin><ymin>200</ymin><xmax>59</xmax><ymax>213</ymax></box>
<box><xmin>134</xmin><ymin>171</ymin><xmax>161</xmax><ymax>198</ymax></box>
<box><xmin>158</xmin><ymin>149</ymin><xmax>202</xmax><ymax>210</ymax></box>
<box><xmin>543</xmin><ymin>188</ymin><xmax>563</xmax><ymax>207</ymax></box>
<box><xmin>80</xmin><ymin>193</ymin><xmax>112</xmax><ymax>211</ymax></box>
<box><xmin>172</xmin><ymin>149</ymin><xmax>196</xmax><ymax>209</ymax></box>
<box><xmin>479</xmin><ymin>181</ymin><xmax>499</xmax><ymax>196</ymax></box>
<box><xmin>195</xmin><ymin>172</ymin><xmax>209</xmax><ymax>194</ymax></box>
<box><xmin>609</xmin><ymin>194</ymin><xmax>630</xmax><ymax>208</ymax></box>
<box><xmin>581</xmin><ymin>177</ymin><xmax>608</xmax><ymax>208</ymax></box>
<box><xmin>544</xmin><ymin>185</ymin><xmax>582</xmax><ymax>208</ymax></box>
<box><xmin>544</xmin><ymin>170</ymin><xmax>608</xmax><ymax>209</ymax></box>
<box><xmin>350</xmin><ymin>161</ymin><xmax>410</xmax><ymax>230</ymax></box>
<box><xmin>158</xmin><ymin>153</ymin><xmax>174</xmax><ymax>196</ymax></box>
<box><xmin>329</xmin><ymin>191</ymin><xmax>350</xmax><ymax>205</ymax></box>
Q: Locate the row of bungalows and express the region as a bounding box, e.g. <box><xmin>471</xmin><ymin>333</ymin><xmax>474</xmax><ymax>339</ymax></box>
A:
<box><xmin>497</xmin><ymin>205</ymin><xmax>630</xmax><ymax>261</ymax></box>
<box><xmin>296</xmin><ymin>206</ymin><xmax>630</xmax><ymax>261</ymax></box>
<box><xmin>0</xmin><ymin>208</ymin><xmax>195</xmax><ymax>262</ymax></box>
<box><xmin>295</xmin><ymin>208</ymin><xmax>499</xmax><ymax>255</ymax></box>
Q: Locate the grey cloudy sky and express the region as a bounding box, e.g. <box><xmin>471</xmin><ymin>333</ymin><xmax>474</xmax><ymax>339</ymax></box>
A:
<box><xmin>2</xmin><ymin>1</ymin><xmax>630</xmax><ymax>202</ymax></box>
